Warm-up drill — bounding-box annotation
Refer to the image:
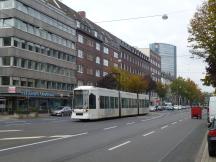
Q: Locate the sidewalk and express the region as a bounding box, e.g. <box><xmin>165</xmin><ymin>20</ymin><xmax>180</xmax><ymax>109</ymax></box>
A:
<box><xmin>0</xmin><ymin>113</ymin><xmax>50</xmax><ymax>121</ymax></box>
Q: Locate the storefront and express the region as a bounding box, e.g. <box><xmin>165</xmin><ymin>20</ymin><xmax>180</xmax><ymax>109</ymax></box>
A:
<box><xmin>0</xmin><ymin>87</ymin><xmax>73</xmax><ymax>114</ymax></box>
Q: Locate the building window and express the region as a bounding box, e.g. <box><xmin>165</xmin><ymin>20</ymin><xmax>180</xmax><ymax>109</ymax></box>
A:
<box><xmin>77</xmin><ymin>80</ymin><xmax>83</xmax><ymax>86</ymax></box>
<box><xmin>3</xmin><ymin>37</ymin><xmax>11</xmax><ymax>46</ymax></box>
<box><xmin>96</xmin><ymin>57</ymin><xmax>100</xmax><ymax>64</ymax></box>
<box><xmin>103</xmin><ymin>59</ymin><xmax>109</xmax><ymax>67</ymax></box>
<box><xmin>1</xmin><ymin>76</ymin><xmax>10</xmax><ymax>85</ymax></box>
<box><xmin>2</xmin><ymin>56</ymin><xmax>11</xmax><ymax>66</ymax></box>
<box><xmin>114</xmin><ymin>52</ymin><xmax>119</xmax><ymax>58</ymax></box>
<box><xmin>103</xmin><ymin>47</ymin><xmax>109</xmax><ymax>54</ymax></box>
<box><xmin>96</xmin><ymin>70</ymin><xmax>100</xmax><ymax>77</ymax></box>
<box><xmin>94</xmin><ymin>31</ymin><xmax>98</xmax><ymax>37</ymax></box>
<box><xmin>103</xmin><ymin>71</ymin><xmax>108</xmax><ymax>76</ymax></box>
<box><xmin>77</xmin><ymin>65</ymin><xmax>83</xmax><ymax>73</ymax></box>
<box><xmin>76</xmin><ymin>21</ymin><xmax>80</xmax><ymax>28</ymax></box>
<box><xmin>78</xmin><ymin>50</ymin><xmax>84</xmax><ymax>58</ymax></box>
<box><xmin>78</xmin><ymin>34</ymin><xmax>83</xmax><ymax>43</ymax></box>
<box><xmin>96</xmin><ymin>43</ymin><xmax>100</xmax><ymax>51</ymax></box>
<box><xmin>114</xmin><ymin>63</ymin><xmax>118</xmax><ymax>68</ymax></box>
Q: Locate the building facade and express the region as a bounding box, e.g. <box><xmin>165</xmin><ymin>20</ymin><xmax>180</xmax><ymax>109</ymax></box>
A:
<box><xmin>150</xmin><ymin>43</ymin><xmax>177</xmax><ymax>79</ymax></box>
<box><xmin>0</xmin><ymin>0</ymin><xmax>77</xmax><ymax>113</ymax></box>
<box><xmin>0</xmin><ymin>0</ymin><xmax>154</xmax><ymax>113</ymax></box>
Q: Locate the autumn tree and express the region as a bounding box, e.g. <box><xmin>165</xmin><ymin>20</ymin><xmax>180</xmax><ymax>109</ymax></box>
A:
<box><xmin>109</xmin><ymin>67</ymin><xmax>148</xmax><ymax>93</ymax></box>
<box><xmin>155</xmin><ymin>82</ymin><xmax>168</xmax><ymax>102</ymax></box>
<box><xmin>188</xmin><ymin>0</ymin><xmax>216</xmax><ymax>87</ymax></box>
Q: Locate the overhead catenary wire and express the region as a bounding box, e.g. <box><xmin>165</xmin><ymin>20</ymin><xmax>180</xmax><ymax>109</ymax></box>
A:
<box><xmin>95</xmin><ymin>9</ymin><xmax>191</xmax><ymax>23</ymax></box>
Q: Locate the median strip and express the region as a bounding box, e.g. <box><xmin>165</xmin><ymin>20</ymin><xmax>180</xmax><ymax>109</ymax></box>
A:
<box><xmin>108</xmin><ymin>141</ymin><xmax>131</xmax><ymax>151</ymax></box>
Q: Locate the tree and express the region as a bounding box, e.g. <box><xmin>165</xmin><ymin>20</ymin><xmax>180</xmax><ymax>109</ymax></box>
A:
<box><xmin>188</xmin><ymin>0</ymin><xmax>216</xmax><ymax>87</ymax></box>
<box><xmin>155</xmin><ymin>82</ymin><xmax>168</xmax><ymax>102</ymax></box>
<box><xmin>170</xmin><ymin>77</ymin><xmax>204</xmax><ymax>105</ymax></box>
<box><xmin>96</xmin><ymin>73</ymin><xmax>117</xmax><ymax>89</ymax></box>
<box><xmin>127</xmin><ymin>74</ymin><xmax>148</xmax><ymax>93</ymax></box>
<box><xmin>143</xmin><ymin>75</ymin><xmax>157</xmax><ymax>93</ymax></box>
<box><xmin>109</xmin><ymin>67</ymin><xmax>148</xmax><ymax>93</ymax></box>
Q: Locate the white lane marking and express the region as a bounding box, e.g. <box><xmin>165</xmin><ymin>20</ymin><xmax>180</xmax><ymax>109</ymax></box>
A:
<box><xmin>49</xmin><ymin>133</ymin><xmax>88</xmax><ymax>138</ymax></box>
<box><xmin>0</xmin><ymin>132</ymin><xmax>88</xmax><ymax>152</ymax></box>
<box><xmin>171</xmin><ymin>122</ymin><xmax>177</xmax><ymax>125</ymax></box>
<box><xmin>126</xmin><ymin>122</ymin><xmax>135</xmax><ymax>125</ymax></box>
<box><xmin>0</xmin><ymin>130</ymin><xmax>21</xmax><ymax>133</ymax></box>
<box><xmin>0</xmin><ymin>136</ymin><xmax>45</xmax><ymax>141</ymax></box>
<box><xmin>143</xmin><ymin>131</ymin><xmax>155</xmax><ymax>137</ymax></box>
<box><xmin>108</xmin><ymin>141</ymin><xmax>131</xmax><ymax>151</ymax></box>
<box><xmin>104</xmin><ymin>126</ymin><xmax>118</xmax><ymax>130</ymax></box>
<box><xmin>161</xmin><ymin>125</ymin><xmax>168</xmax><ymax>130</ymax></box>
<box><xmin>179</xmin><ymin>119</ymin><xmax>183</xmax><ymax>122</ymax></box>
<box><xmin>141</xmin><ymin>115</ymin><xmax>163</xmax><ymax>122</ymax></box>
<box><xmin>5</xmin><ymin>123</ymin><xmax>31</xmax><ymax>126</ymax></box>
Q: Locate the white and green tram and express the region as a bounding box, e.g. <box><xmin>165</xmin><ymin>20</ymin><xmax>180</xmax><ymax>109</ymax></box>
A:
<box><xmin>71</xmin><ymin>86</ymin><xmax>149</xmax><ymax>120</ymax></box>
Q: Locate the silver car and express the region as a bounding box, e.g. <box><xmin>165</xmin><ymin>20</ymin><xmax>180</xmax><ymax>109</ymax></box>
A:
<box><xmin>50</xmin><ymin>106</ymin><xmax>72</xmax><ymax>116</ymax></box>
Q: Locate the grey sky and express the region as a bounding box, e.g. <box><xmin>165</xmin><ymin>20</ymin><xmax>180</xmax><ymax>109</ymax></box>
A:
<box><xmin>62</xmin><ymin>0</ymin><xmax>214</xmax><ymax>92</ymax></box>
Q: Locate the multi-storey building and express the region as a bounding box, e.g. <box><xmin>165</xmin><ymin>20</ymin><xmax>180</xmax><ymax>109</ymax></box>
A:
<box><xmin>0</xmin><ymin>0</ymin><xmax>77</xmax><ymax>112</ymax></box>
<box><xmin>0</xmin><ymin>0</ymin><xmax>155</xmax><ymax>113</ymax></box>
<box><xmin>150</xmin><ymin>43</ymin><xmax>177</xmax><ymax>79</ymax></box>
<box><xmin>139</xmin><ymin>48</ymin><xmax>161</xmax><ymax>82</ymax></box>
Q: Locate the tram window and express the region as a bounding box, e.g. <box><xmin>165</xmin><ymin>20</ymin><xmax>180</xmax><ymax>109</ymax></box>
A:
<box><xmin>115</xmin><ymin>97</ymin><xmax>118</xmax><ymax>108</ymax></box>
<box><xmin>122</xmin><ymin>98</ymin><xmax>128</xmax><ymax>108</ymax></box>
<box><xmin>100</xmin><ymin>96</ymin><xmax>105</xmax><ymax>109</ymax></box>
<box><xmin>128</xmin><ymin>99</ymin><xmax>132</xmax><ymax>108</ymax></box>
<box><xmin>105</xmin><ymin>96</ymin><xmax>110</xmax><ymax>109</ymax></box>
<box><xmin>110</xmin><ymin>97</ymin><xmax>115</xmax><ymax>109</ymax></box>
<box><xmin>89</xmin><ymin>93</ymin><xmax>96</xmax><ymax>109</ymax></box>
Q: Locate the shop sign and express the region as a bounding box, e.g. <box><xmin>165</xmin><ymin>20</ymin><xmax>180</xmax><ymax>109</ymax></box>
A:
<box><xmin>21</xmin><ymin>90</ymin><xmax>56</xmax><ymax>97</ymax></box>
<box><xmin>8</xmin><ymin>87</ymin><xmax>16</xmax><ymax>93</ymax></box>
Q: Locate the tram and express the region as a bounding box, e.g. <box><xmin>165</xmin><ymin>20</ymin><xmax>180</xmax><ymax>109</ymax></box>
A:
<box><xmin>71</xmin><ymin>86</ymin><xmax>149</xmax><ymax>120</ymax></box>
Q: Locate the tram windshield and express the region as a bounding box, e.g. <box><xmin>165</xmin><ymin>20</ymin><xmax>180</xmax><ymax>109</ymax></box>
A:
<box><xmin>73</xmin><ymin>90</ymin><xmax>88</xmax><ymax>109</ymax></box>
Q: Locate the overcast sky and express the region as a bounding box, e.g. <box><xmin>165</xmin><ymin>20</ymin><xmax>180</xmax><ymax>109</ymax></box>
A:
<box><xmin>62</xmin><ymin>0</ymin><xmax>214</xmax><ymax>93</ymax></box>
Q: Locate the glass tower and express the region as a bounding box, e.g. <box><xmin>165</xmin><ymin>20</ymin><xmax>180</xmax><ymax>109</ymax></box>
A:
<box><xmin>150</xmin><ymin>43</ymin><xmax>177</xmax><ymax>79</ymax></box>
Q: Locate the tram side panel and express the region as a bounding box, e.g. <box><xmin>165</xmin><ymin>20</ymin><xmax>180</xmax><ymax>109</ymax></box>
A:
<box><xmin>138</xmin><ymin>94</ymin><xmax>149</xmax><ymax>115</ymax></box>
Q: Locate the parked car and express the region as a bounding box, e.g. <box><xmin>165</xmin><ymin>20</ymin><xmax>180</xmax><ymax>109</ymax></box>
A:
<box><xmin>149</xmin><ymin>106</ymin><xmax>156</xmax><ymax>112</ymax></box>
<box><xmin>173</xmin><ymin>105</ymin><xmax>179</xmax><ymax>110</ymax></box>
<box><xmin>50</xmin><ymin>106</ymin><xmax>72</xmax><ymax>116</ymax></box>
<box><xmin>208</xmin><ymin>118</ymin><xmax>216</xmax><ymax>156</ymax></box>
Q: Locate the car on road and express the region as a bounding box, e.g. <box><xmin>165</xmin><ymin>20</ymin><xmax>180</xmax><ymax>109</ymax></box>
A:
<box><xmin>50</xmin><ymin>106</ymin><xmax>72</xmax><ymax>116</ymax></box>
<box><xmin>149</xmin><ymin>106</ymin><xmax>156</xmax><ymax>112</ymax></box>
<box><xmin>208</xmin><ymin>118</ymin><xmax>216</xmax><ymax>156</ymax></box>
<box><xmin>173</xmin><ymin>105</ymin><xmax>179</xmax><ymax>110</ymax></box>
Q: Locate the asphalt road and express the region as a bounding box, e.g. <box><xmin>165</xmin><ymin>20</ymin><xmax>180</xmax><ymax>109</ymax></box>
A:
<box><xmin>0</xmin><ymin>109</ymin><xmax>207</xmax><ymax>162</ymax></box>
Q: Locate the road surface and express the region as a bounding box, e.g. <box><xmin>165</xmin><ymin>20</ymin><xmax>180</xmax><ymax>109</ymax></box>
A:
<box><xmin>0</xmin><ymin>109</ymin><xmax>207</xmax><ymax>162</ymax></box>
